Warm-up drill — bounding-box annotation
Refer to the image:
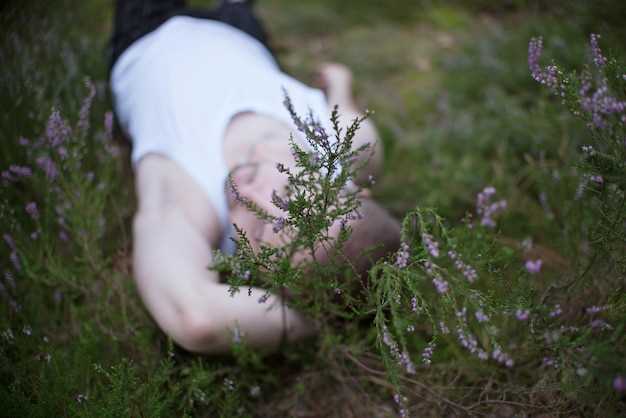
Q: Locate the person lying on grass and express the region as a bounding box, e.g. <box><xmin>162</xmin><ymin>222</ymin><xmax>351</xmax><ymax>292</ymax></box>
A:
<box><xmin>109</xmin><ymin>0</ymin><xmax>400</xmax><ymax>353</ymax></box>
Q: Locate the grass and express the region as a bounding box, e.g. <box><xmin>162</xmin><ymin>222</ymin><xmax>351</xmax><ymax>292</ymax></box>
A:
<box><xmin>1</xmin><ymin>0</ymin><xmax>625</xmax><ymax>417</ymax></box>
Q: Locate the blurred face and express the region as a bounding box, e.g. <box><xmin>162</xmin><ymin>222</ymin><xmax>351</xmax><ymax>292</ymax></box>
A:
<box><xmin>227</xmin><ymin>163</ymin><xmax>400</xmax><ymax>273</ymax></box>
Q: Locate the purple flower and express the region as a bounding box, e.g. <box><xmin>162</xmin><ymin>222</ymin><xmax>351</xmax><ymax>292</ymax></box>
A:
<box><xmin>9</xmin><ymin>165</ymin><xmax>32</xmax><ymax>178</ymax></box>
<box><xmin>432</xmin><ymin>277</ymin><xmax>449</xmax><ymax>294</ymax></box>
<box><xmin>456</xmin><ymin>327</ymin><xmax>480</xmax><ymax>356</ymax></box>
<box><xmin>421</xmin><ymin>341</ymin><xmax>436</xmax><ymax>366</ymax></box>
<box><xmin>448</xmin><ymin>250</ymin><xmax>478</xmax><ymax>283</ymax></box>
<box><xmin>9</xmin><ymin>251</ymin><xmax>21</xmax><ymax>271</ymax></box>
<box><xmin>543</xmin><ymin>356</ymin><xmax>558</xmax><ymax>368</ymax></box>
<box><xmin>528</xmin><ymin>37</ymin><xmax>560</xmax><ymax>90</ymax></box>
<box><xmin>421</xmin><ymin>233</ymin><xmax>439</xmax><ymax>257</ymax></box>
<box><xmin>381</xmin><ymin>325</ymin><xmax>415</xmax><ymax>375</ymax></box>
<box><xmin>614</xmin><ymin>375</ymin><xmax>626</xmax><ymax>393</ymax></box>
<box><xmin>271</xmin><ymin>190</ymin><xmax>289</xmax><ymax>211</ymax></box>
<box><xmin>475</xmin><ymin>309</ymin><xmax>489</xmax><ymax>323</ymax></box>
<box><xmin>25</xmin><ymin>202</ymin><xmax>39</xmax><ymax>220</ymax></box>
<box><xmin>45</xmin><ymin>110</ymin><xmax>71</xmax><ymax>148</ymax></box>
<box><xmin>18</xmin><ymin>137</ymin><xmax>30</xmax><ymax>146</ymax></box>
<box><xmin>590</xmin><ymin>175</ymin><xmax>604</xmax><ymax>185</ymax></box>
<box><xmin>525</xmin><ymin>259</ymin><xmax>542</xmax><ymax>274</ymax></box>
<box><xmin>515</xmin><ymin>309</ymin><xmax>530</xmax><ymax>321</ymax></box>
<box><xmin>579</xmin><ymin>76</ymin><xmax>626</xmax><ymax>129</ymax></box>
<box><xmin>548</xmin><ymin>304</ymin><xmax>562</xmax><ymax>318</ymax></box>
<box><xmin>3</xmin><ymin>234</ymin><xmax>16</xmax><ymax>250</ymax></box>
<box><xmin>395</xmin><ymin>242</ymin><xmax>410</xmax><ymax>268</ymax></box>
<box><xmin>272</xmin><ymin>217</ymin><xmax>286</xmax><ymax>233</ymax></box>
<box><xmin>585</xmin><ymin>305</ymin><xmax>607</xmax><ymax>315</ymax></box>
<box><xmin>491</xmin><ymin>346</ymin><xmax>514</xmax><ymax>368</ymax></box>
<box><xmin>589</xmin><ymin>34</ymin><xmax>607</xmax><ymax>68</ymax></box>
<box><xmin>36</xmin><ymin>156</ymin><xmax>58</xmax><ymax>180</ymax></box>
<box><xmin>476</xmin><ymin>186</ymin><xmax>507</xmax><ymax>228</ymax></box>
<box><xmin>77</xmin><ymin>79</ymin><xmax>96</xmax><ymax>133</ymax></box>
<box><xmin>590</xmin><ymin>319</ymin><xmax>612</xmax><ymax>331</ymax></box>
<box><xmin>393</xmin><ymin>393</ymin><xmax>409</xmax><ymax>418</ymax></box>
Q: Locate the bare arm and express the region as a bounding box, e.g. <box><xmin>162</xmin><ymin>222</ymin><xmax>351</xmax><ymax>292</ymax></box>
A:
<box><xmin>132</xmin><ymin>155</ymin><xmax>316</xmax><ymax>354</ymax></box>
<box><xmin>318</xmin><ymin>63</ymin><xmax>383</xmax><ymax>185</ymax></box>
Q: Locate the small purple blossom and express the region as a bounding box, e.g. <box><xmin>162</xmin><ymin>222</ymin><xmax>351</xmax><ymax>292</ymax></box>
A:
<box><xmin>36</xmin><ymin>156</ymin><xmax>58</xmax><ymax>180</ymax></box>
<box><xmin>25</xmin><ymin>202</ymin><xmax>39</xmax><ymax>220</ymax></box>
<box><xmin>528</xmin><ymin>37</ymin><xmax>561</xmax><ymax>90</ymax></box>
<box><xmin>393</xmin><ymin>393</ymin><xmax>409</xmax><ymax>418</ymax></box>
<box><xmin>421</xmin><ymin>341</ymin><xmax>436</xmax><ymax>366</ymax></box>
<box><xmin>492</xmin><ymin>346</ymin><xmax>514</xmax><ymax>368</ymax></box>
<box><xmin>77</xmin><ymin>79</ymin><xmax>96</xmax><ymax>133</ymax></box>
<box><xmin>542</xmin><ymin>356</ymin><xmax>558</xmax><ymax>369</ymax></box>
<box><xmin>525</xmin><ymin>259</ymin><xmax>542</xmax><ymax>274</ymax></box>
<box><xmin>590</xmin><ymin>175</ymin><xmax>604</xmax><ymax>185</ymax></box>
<box><xmin>410</xmin><ymin>296</ymin><xmax>418</xmax><ymax>312</ymax></box>
<box><xmin>9</xmin><ymin>165</ymin><xmax>32</xmax><ymax>178</ymax></box>
<box><xmin>585</xmin><ymin>305</ymin><xmax>607</xmax><ymax>315</ymax></box>
<box><xmin>548</xmin><ymin>304</ymin><xmax>562</xmax><ymax>318</ymax></box>
<box><xmin>432</xmin><ymin>277</ymin><xmax>449</xmax><ymax>294</ymax></box>
<box><xmin>272</xmin><ymin>217</ymin><xmax>286</xmax><ymax>233</ymax></box>
<box><xmin>614</xmin><ymin>375</ymin><xmax>626</xmax><ymax>394</ymax></box>
<box><xmin>448</xmin><ymin>250</ymin><xmax>478</xmax><ymax>282</ymax></box>
<box><xmin>515</xmin><ymin>309</ymin><xmax>530</xmax><ymax>321</ymax></box>
<box><xmin>18</xmin><ymin>137</ymin><xmax>30</xmax><ymax>146</ymax></box>
<box><xmin>475</xmin><ymin>309</ymin><xmax>489</xmax><ymax>323</ymax></box>
<box><xmin>271</xmin><ymin>190</ymin><xmax>289</xmax><ymax>211</ymax></box>
<box><xmin>395</xmin><ymin>242</ymin><xmax>410</xmax><ymax>268</ymax></box>
<box><xmin>590</xmin><ymin>319</ymin><xmax>612</xmax><ymax>331</ymax></box>
<box><xmin>579</xmin><ymin>76</ymin><xmax>626</xmax><ymax>129</ymax></box>
<box><xmin>3</xmin><ymin>234</ymin><xmax>16</xmax><ymax>251</ymax></box>
<box><xmin>589</xmin><ymin>34</ymin><xmax>607</xmax><ymax>68</ymax></box>
<box><xmin>381</xmin><ymin>325</ymin><xmax>416</xmax><ymax>375</ymax></box>
<box><xmin>45</xmin><ymin>109</ymin><xmax>71</xmax><ymax>148</ymax></box>
<box><xmin>476</xmin><ymin>186</ymin><xmax>507</xmax><ymax>228</ymax></box>
<box><xmin>421</xmin><ymin>233</ymin><xmax>439</xmax><ymax>257</ymax></box>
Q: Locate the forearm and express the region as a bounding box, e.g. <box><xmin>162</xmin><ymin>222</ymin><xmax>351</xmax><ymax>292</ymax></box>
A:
<box><xmin>133</xmin><ymin>202</ymin><xmax>316</xmax><ymax>354</ymax></box>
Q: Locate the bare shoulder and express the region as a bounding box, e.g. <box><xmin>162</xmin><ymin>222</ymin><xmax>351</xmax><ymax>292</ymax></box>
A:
<box><xmin>134</xmin><ymin>153</ymin><xmax>222</xmax><ymax>244</ymax></box>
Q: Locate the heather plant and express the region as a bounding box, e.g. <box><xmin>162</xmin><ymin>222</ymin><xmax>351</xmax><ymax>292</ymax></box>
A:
<box><xmin>213</xmin><ymin>91</ymin><xmax>371</xmax><ymax>329</ymax></box>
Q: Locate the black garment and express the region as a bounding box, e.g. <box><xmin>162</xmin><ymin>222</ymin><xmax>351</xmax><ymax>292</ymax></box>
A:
<box><xmin>109</xmin><ymin>0</ymin><xmax>271</xmax><ymax>71</ymax></box>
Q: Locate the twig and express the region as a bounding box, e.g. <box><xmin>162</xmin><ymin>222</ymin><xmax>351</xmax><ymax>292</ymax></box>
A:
<box><xmin>342</xmin><ymin>348</ymin><xmax>471</xmax><ymax>415</ymax></box>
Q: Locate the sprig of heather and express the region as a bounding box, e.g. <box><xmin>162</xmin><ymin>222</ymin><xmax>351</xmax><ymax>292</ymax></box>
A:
<box><xmin>529</xmin><ymin>33</ymin><xmax>626</xmax><ymax>283</ymax></box>
<box><xmin>0</xmin><ymin>78</ymin><xmax>120</xmax><ymax>297</ymax></box>
<box><xmin>475</xmin><ymin>186</ymin><xmax>507</xmax><ymax>228</ymax></box>
<box><xmin>217</xmin><ymin>92</ymin><xmax>370</xmax><ymax>319</ymax></box>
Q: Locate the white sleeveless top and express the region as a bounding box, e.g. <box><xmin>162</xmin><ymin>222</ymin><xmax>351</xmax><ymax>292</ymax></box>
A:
<box><xmin>110</xmin><ymin>16</ymin><xmax>331</xmax><ymax>234</ymax></box>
